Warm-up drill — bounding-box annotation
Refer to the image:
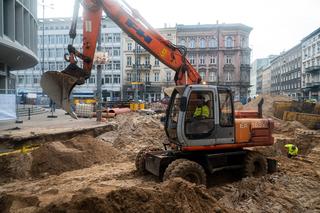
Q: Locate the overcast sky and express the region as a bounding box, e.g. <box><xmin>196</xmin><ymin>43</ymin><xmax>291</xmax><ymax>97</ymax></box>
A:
<box><xmin>40</xmin><ymin>0</ymin><xmax>320</xmax><ymax>61</ymax></box>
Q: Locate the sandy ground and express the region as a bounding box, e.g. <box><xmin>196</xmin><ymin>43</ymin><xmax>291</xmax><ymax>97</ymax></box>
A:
<box><xmin>0</xmin><ymin>106</ymin><xmax>319</xmax><ymax>212</ymax></box>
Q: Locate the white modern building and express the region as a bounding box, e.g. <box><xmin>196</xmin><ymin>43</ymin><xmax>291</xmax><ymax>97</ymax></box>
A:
<box><xmin>12</xmin><ymin>17</ymin><xmax>122</xmax><ymax>101</ymax></box>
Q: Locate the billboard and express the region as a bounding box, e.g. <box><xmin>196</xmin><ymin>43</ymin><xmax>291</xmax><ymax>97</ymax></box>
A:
<box><xmin>0</xmin><ymin>94</ymin><xmax>16</xmax><ymax>121</ymax></box>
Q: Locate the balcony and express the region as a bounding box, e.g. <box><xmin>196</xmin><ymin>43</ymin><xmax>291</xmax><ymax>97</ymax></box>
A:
<box><xmin>240</xmin><ymin>64</ymin><xmax>251</xmax><ymax>71</ymax></box>
<box><xmin>305</xmin><ymin>65</ymin><xmax>320</xmax><ymax>73</ymax></box>
<box><xmin>132</xmin><ymin>64</ymin><xmax>152</xmax><ymax>70</ymax></box>
<box><xmin>133</xmin><ymin>49</ymin><xmax>150</xmax><ymax>55</ymax></box>
<box><xmin>306</xmin><ymin>81</ymin><xmax>320</xmax><ymax>88</ymax></box>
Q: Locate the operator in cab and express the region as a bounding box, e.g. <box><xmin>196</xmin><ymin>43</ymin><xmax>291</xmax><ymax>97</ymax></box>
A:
<box><xmin>193</xmin><ymin>95</ymin><xmax>209</xmax><ymax>119</ymax></box>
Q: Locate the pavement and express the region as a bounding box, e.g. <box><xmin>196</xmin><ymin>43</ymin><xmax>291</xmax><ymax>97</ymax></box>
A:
<box><xmin>0</xmin><ymin>109</ymin><xmax>109</xmax><ymax>140</ymax></box>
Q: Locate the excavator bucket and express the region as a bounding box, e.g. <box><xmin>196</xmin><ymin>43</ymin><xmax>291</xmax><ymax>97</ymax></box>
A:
<box><xmin>41</xmin><ymin>71</ymin><xmax>78</xmax><ymax>119</ymax></box>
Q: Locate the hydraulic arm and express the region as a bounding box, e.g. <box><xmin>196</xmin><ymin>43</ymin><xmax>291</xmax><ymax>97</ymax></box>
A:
<box><xmin>41</xmin><ymin>0</ymin><xmax>201</xmax><ymax>118</ymax></box>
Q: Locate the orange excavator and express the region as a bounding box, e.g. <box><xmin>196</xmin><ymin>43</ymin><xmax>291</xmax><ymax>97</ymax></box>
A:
<box><xmin>41</xmin><ymin>0</ymin><xmax>276</xmax><ymax>185</ymax></box>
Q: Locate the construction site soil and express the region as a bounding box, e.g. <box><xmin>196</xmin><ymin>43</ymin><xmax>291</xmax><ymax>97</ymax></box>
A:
<box><xmin>0</xmin><ymin>110</ymin><xmax>319</xmax><ymax>212</ymax></box>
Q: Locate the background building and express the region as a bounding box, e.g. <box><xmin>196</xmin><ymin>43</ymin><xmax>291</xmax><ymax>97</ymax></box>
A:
<box><xmin>250</xmin><ymin>57</ymin><xmax>274</xmax><ymax>97</ymax></box>
<box><xmin>261</xmin><ymin>65</ymin><xmax>271</xmax><ymax>94</ymax></box>
<box><xmin>0</xmin><ymin>0</ymin><xmax>38</xmax><ymax>94</ymax></box>
<box><xmin>270</xmin><ymin>45</ymin><xmax>302</xmax><ymax>98</ymax></box>
<box><xmin>301</xmin><ymin>27</ymin><xmax>320</xmax><ymax>101</ymax></box>
<box><xmin>176</xmin><ymin>23</ymin><xmax>252</xmax><ymax>103</ymax></box>
<box><xmin>12</xmin><ymin>17</ymin><xmax>122</xmax><ymax>101</ymax></box>
<box><xmin>122</xmin><ymin>27</ymin><xmax>176</xmax><ymax>101</ymax></box>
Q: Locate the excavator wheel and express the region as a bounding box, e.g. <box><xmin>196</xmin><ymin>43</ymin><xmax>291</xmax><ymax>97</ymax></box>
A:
<box><xmin>243</xmin><ymin>151</ymin><xmax>267</xmax><ymax>177</ymax></box>
<box><xmin>135</xmin><ymin>147</ymin><xmax>162</xmax><ymax>175</ymax></box>
<box><xmin>163</xmin><ymin>159</ymin><xmax>206</xmax><ymax>185</ymax></box>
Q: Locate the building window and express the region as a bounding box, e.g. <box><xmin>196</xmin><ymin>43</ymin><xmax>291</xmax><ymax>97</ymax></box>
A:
<box><xmin>179</xmin><ymin>39</ymin><xmax>186</xmax><ymax>46</ymax></box>
<box><xmin>127</xmin><ymin>72</ymin><xmax>132</xmax><ymax>82</ymax></box>
<box><xmin>225</xmin><ymin>56</ymin><xmax>232</xmax><ymax>64</ymax></box>
<box><xmin>145</xmin><ymin>72</ymin><xmax>150</xmax><ymax>82</ymax></box>
<box><xmin>210</xmin><ymin>56</ymin><xmax>216</xmax><ymax>64</ymax></box>
<box><xmin>18</xmin><ymin>75</ymin><xmax>24</xmax><ymax>84</ymax></box>
<box><xmin>199</xmin><ymin>71</ymin><xmax>206</xmax><ymax>80</ymax></box>
<box><xmin>49</xmin><ymin>35</ymin><xmax>55</xmax><ymax>44</ymax></box>
<box><xmin>166</xmin><ymin>72</ymin><xmax>171</xmax><ymax>81</ymax></box>
<box><xmin>127</xmin><ymin>56</ymin><xmax>132</xmax><ymax>66</ymax></box>
<box><xmin>189</xmin><ymin>55</ymin><xmax>195</xmax><ymax>65</ymax></box>
<box><xmin>154</xmin><ymin>59</ymin><xmax>160</xmax><ymax>67</ymax></box>
<box><xmin>137</xmin><ymin>56</ymin><xmax>141</xmax><ymax>65</ymax></box>
<box><xmin>189</xmin><ymin>39</ymin><xmax>195</xmax><ymax>48</ymax></box>
<box><xmin>89</xmin><ymin>75</ymin><xmax>96</xmax><ymax>84</ymax></box>
<box><xmin>200</xmin><ymin>38</ymin><xmax>206</xmax><ymax>48</ymax></box>
<box><xmin>113</xmin><ymin>61</ymin><xmax>120</xmax><ymax>70</ymax></box>
<box><xmin>209</xmin><ymin>38</ymin><xmax>217</xmax><ymax>48</ymax></box>
<box><xmin>145</xmin><ymin>56</ymin><xmax>150</xmax><ymax>65</ymax></box>
<box><xmin>240</xmin><ymin>37</ymin><xmax>247</xmax><ymax>48</ymax></box>
<box><xmin>113</xmin><ymin>33</ymin><xmax>121</xmax><ymax>43</ymax></box>
<box><xmin>209</xmin><ymin>72</ymin><xmax>215</xmax><ymax>81</ymax></box>
<box><xmin>107</xmin><ymin>62</ymin><xmax>112</xmax><ymax>70</ymax></box>
<box><xmin>128</xmin><ymin>43</ymin><xmax>132</xmax><ymax>51</ymax></box>
<box><xmin>226</xmin><ymin>72</ymin><xmax>231</xmax><ymax>81</ymax></box>
<box><xmin>199</xmin><ymin>55</ymin><xmax>205</xmax><ymax>65</ymax></box>
<box><xmin>154</xmin><ymin>72</ymin><xmax>160</xmax><ymax>82</ymax></box>
<box><xmin>105</xmin><ymin>75</ymin><xmax>112</xmax><ymax>84</ymax></box>
<box><xmin>113</xmin><ymin>47</ymin><xmax>120</xmax><ymax>56</ymax></box>
<box><xmin>49</xmin><ymin>49</ymin><xmax>55</xmax><ymax>58</ymax></box>
<box><xmin>225</xmin><ymin>36</ymin><xmax>233</xmax><ymax>48</ymax></box>
<box><xmin>113</xmin><ymin>75</ymin><xmax>120</xmax><ymax>84</ymax></box>
<box><xmin>107</xmin><ymin>34</ymin><xmax>113</xmax><ymax>42</ymax></box>
<box><xmin>33</xmin><ymin>75</ymin><xmax>40</xmax><ymax>84</ymax></box>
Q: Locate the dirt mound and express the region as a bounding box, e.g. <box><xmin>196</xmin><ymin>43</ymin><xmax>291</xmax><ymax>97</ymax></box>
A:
<box><xmin>40</xmin><ymin>178</ymin><xmax>225</xmax><ymax>213</ymax></box>
<box><xmin>211</xmin><ymin>158</ymin><xmax>320</xmax><ymax>212</ymax></box>
<box><xmin>0</xmin><ymin>135</ymin><xmax>123</xmax><ymax>182</ymax></box>
<box><xmin>243</xmin><ymin>95</ymin><xmax>291</xmax><ymax>116</ymax></box>
<box><xmin>100</xmin><ymin>114</ymin><xmax>166</xmax><ymax>160</ymax></box>
<box><xmin>31</xmin><ymin>135</ymin><xmax>122</xmax><ymax>176</ymax></box>
<box><xmin>272</xmin><ymin>116</ymin><xmax>308</xmax><ymax>135</ymax></box>
<box><xmin>0</xmin><ymin>193</ymin><xmax>40</xmax><ymax>213</ymax></box>
<box><xmin>0</xmin><ymin>153</ymin><xmax>33</xmax><ymax>183</ymax></box>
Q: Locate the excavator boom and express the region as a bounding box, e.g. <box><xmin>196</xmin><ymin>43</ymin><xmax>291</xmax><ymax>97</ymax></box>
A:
<box><xmin>41</xmin><ymin>0</ymin><xmax>201</xmax><ymax>117</ymax></box>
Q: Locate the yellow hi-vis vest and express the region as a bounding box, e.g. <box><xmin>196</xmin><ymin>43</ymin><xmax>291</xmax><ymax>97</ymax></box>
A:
<box><xmin>193</xmin><ymin>105</ymin><xmax>209</xmax><ymax>118</ymax></box>
<box><xmin>284</xmin><ymin>144</ymin><xmax>298</xmax><ymax>156</ymax></box>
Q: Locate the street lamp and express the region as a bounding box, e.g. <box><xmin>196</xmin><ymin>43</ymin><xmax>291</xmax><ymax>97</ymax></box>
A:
<box><xmin>39</xmin><ymin>0</ymin><xmax>54</xmax><ymax>95</ymax></box>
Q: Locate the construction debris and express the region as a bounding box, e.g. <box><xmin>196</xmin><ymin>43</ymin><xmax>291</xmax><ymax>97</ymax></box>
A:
<box><xmin>0</xmin><ymin>101</ymin><xmax>320</xmax><ymax>212</ymax></box>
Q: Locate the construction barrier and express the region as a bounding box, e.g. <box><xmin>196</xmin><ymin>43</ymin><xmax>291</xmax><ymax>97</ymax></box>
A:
<box><xmin>75</xmin><ymin>104</ymin><xmax>94</xmax><ymax>118</ymax></box>
<box><xmin>283</xmin><ymin>111</ymin><xmax>320</xmax><ymax>130</ymax></box>
<box><xmin>130</xmin><ymin>103</ymin><xmax>139</xmax><ymax>111</ymax></box>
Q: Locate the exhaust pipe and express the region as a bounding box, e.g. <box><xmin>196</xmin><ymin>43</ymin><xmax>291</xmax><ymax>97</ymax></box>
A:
<box><xmin>258</xmin><ymin>98</ymin><xmax>264</xmax><ymax>118</ymax></box>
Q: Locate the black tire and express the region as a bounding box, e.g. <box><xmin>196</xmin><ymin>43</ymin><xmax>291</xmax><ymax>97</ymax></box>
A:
<box><xmin>135</xmin><ymin>147</ymin><xmax>161</xmax><ymax>175</ymax></box>
<box><xmin>243</xmin><ymin>151</ymin><xmax>267</xmax><ymax>177</ymax></box>
<box><xmin>163</xmin><ymin>159</ymin><xmax>206</xmax><ymax>185</ymax></box>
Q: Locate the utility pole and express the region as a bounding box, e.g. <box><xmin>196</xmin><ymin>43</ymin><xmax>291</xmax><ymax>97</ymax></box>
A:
<box><xmin>134</xmin><ymin>42</ymin><xmax>139</xmax><ymax>101</ymax></box>
<box><xmin>217</xmin><ymin>22</ymin><xmax>220</xmax><ymax>86</ymax></box>
<box><xmin>96</xmin><ymin>27</ymin><xmax>102</xmax><ymax>122</ymax></box>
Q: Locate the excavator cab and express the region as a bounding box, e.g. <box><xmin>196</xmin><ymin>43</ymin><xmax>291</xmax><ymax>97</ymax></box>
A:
<box><xmin>165</xmin><ymin>85</ymin><xmax>235</xmax><ymax>148</ymax></box>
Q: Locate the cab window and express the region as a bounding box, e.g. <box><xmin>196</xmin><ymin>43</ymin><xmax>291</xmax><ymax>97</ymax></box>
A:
<box><xmin>184</xmin><ymin>91</ymin><xmax>215</xmax><ymax>139</ymax></box>
<box><xmin>218</xmin><ymin>90</ymin><xmax>234</xmax><ymax>127</ymax></box>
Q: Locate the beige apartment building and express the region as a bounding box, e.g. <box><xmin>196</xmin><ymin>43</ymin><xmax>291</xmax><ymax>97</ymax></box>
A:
<box><xmin>122</xmin><ymin>27</ymin><xmax>176</xmax><ymax>101</ymax></box>
<box><xmin>261</xmin><ymin>65</ymin><xmax>271</xmax><ymax>94</ymax></box>
<box><xmin>122</xmin><ymin>23</ymin><xmax>252</xmax><ymax>102</ymax></box>
<box><xmin>176</xmin><ymin>24</ymin><xmax>252</xmax><ymax>103</ymax></box>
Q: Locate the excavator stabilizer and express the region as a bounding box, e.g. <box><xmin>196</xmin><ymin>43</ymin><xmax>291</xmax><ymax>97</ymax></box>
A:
<box><xmin>41</xmin><ymin>71</ymin><xmax>78</xmax><ymax>119</ymax></box>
